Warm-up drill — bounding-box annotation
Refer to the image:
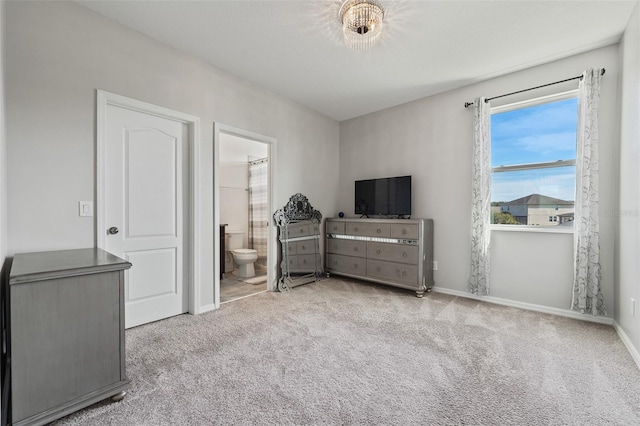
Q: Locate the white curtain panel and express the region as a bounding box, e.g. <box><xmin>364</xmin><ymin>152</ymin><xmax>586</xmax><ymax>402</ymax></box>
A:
<box><xmin>571</xmin><ymin>68</ymin><xmax>606</xmax><ymax>316</ymax></box>
<box><xmin>248</xmin><ymin>158</ymin><xmax>269</xmax><ymax>258</ymax></box>
<box><xmin>469</xmin><ymin>97</ymin><xmax>492</xmax><ymax>296</ymax></box>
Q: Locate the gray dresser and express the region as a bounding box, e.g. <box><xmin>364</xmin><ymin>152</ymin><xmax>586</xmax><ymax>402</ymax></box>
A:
<box><xmin>325</xmin><ymin>218</ymin><xmax>434</xmax><ymax>297</ymax></box>
<box><xmin>8</xmin><ymin>248</ymin><xmax>131</xmax><ymax>426</ymax></box>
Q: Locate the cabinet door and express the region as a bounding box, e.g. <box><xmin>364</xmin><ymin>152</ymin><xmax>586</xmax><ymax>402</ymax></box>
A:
<box><xmin>367</xmin><ymin>242</ymin><xmax>418</xmax><ymax>264</ymax></box>
<box><xmin>11</xmin><ymin>273</ymin><xmax>121</xmax><ymax>423</ymax></box>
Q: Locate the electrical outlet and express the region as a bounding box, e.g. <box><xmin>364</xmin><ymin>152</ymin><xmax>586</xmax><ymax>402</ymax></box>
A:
<box><xmin>632</xmin><ymin>298</ymin><xmax>636</xmax><ymax>318</ymax></box>
<box><xmin>432</xmin><ymin>260</ymin><xmax>438</xmax><ymax>271</ymax></box>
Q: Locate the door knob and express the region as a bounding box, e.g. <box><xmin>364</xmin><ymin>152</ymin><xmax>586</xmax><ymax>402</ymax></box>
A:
<box><xmin>108</xmin><ymin>227</ymin><xmax>119</xmax><ymax>235</ymax></box>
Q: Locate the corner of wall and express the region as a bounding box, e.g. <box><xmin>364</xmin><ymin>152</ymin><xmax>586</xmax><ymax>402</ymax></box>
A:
<box><xmin>0</xmin><ymin>0</ymin><xmax>7</xmax><ymax>261</ymax></box>
<box><xmin>614</xmin><ymin>320</ymin><xmax>640</xmax><ymax>370</ymax></box>
<box><xmin>614</xmin><ymin>0</ymin><xmax>640</xmax><ymax>366</ymax></box>
<box><xmin>0</xmin><ymin>0</ymin><xmax>7</xmax><ymax>421</ymax></box>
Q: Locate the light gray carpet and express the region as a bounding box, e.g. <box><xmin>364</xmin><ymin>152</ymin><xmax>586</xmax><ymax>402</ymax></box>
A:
<box><xmin>54</xmin><ymin>278</ymin><xmax>640</xmax><ymax>425</ymax></box>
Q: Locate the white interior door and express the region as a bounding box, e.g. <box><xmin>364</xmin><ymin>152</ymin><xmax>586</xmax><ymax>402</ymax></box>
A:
<box><xmin>104</xmin><ymin>103</ymin><xmax>189</xmax><ymax>328</ymax></box>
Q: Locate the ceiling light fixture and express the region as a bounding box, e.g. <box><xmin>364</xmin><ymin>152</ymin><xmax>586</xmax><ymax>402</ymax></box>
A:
<box><xmin>339</xmin><ymin>0</ymin><xmax>385</xmax><ymax>51</ymax></box>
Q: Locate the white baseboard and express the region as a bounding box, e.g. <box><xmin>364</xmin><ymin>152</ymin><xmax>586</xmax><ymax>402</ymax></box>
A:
<box><xmin>196</xmin><ymin>303</ymin><xmax>216</xmax><ymax>314</ymax></box>
<box><xmin>613</xmin><ymin>321</ymin><xmax>640</xmax><ymax>370</ymax></box>
<box><xmin>431</xmin><ymin>286</ymin><xmax>614</xmax><ymax>325</ymax></box>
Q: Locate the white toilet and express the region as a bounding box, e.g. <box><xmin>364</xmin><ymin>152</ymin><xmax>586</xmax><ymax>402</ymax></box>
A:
<box><xmin>226</xmin><ymin>230</ymin><xmax>258</xmax><ymax>278</ymax></box>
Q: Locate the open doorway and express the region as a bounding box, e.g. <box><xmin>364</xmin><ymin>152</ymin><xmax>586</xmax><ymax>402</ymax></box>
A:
<box><xmin>214</xmin><ymin>124</ymin><xmax>277</xmax><ymax>306</ymax></box>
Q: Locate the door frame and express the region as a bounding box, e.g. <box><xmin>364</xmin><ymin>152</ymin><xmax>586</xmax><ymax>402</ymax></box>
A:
<box><xmin>96</xmin><ymin>90</ymin><xmax>202</xmax><ymax>315</ymax></box>
<box><xmin>214</xmin><ymin>123</ymin><xmax>277</xmax><ymax>308</ymax></box>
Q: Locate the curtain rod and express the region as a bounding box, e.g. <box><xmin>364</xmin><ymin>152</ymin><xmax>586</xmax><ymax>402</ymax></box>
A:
<box><xmin>464</xmin><ymin>68</ymin><xmax>606</xmax><ymax>108</ymax></box>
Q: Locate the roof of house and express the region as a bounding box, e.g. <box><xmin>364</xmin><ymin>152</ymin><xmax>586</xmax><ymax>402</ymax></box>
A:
<box><xmin>501</xmin><ymin>194</ymin><xmax>574</xmax><ymax>206</ymax></box>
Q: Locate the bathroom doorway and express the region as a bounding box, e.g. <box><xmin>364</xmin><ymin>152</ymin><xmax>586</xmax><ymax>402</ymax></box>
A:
<box><xmin>214</xmin><ymin>124</ymin><xmax>277</xmax><ymax>306</ymax></box>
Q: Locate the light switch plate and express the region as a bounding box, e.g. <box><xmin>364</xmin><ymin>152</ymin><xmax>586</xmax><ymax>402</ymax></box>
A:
<box><xmin>79</xmin><ymin>201</ymin><xmax>93</xmax><ymax>217</ymax></box>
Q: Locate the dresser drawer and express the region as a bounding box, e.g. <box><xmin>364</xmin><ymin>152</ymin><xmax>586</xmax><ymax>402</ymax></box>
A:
<box><xmin>368</xmin><ymin>242</ymin><xmax>418</xmax><ymax>264</ymax></box>
<box><xmin>346</xmin><ymin>222</ymin><xmax>390</xmax><ymax>238</ymax></box>
<box><xmin>287</xmin><ymin>255</ymin><xmax>298</xmax><ymax>269</ymax></box>
<box><xmin>367</xmin><ymin>259</ymin><xmax>418</xmax><ymax>285</ymax></box>
<box><xmin>390</xmin><ymin>223</ymin><xmax>419</xmax><ymax>240</ymax></box>
<box><xmin>296</xmin><ymin>240</ymin><xmax>317</xmax><ymax>255</ymax></box>
<box><xmin>286</xmin><ymin>241</ymin><xmax>297</xmax><ymax>255</ymax></box>
<box><xmin>294</xmin><ymin>254</ymin><xmax>318</xmax><ymax>271</ymax></box>
<box><xmin>326</xmin><ymin>220</ymin><xmax>345</xmax><ymax>235</ymax></box>
<box><xmin>288</xmin><ymin>222</ymin><xmax>311</xmax><ymax>237</ymax></box>
<box><xmin>326</xmin><ymin>254</ymin><xmax>366</xmax><ymax>276</ymax></box>
<box><xmin>326</xmin><ymin>238</ymin><xmax>366</xmax><ymax>258</ymax></box>
<box><xmin>288</xmin><ymin>254</ymin><xmax>319</xmax><ymax>272</ymax></box>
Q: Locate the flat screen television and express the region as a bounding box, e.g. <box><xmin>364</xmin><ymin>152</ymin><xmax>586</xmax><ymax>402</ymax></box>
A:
<box><xmin>355</xmin><ymin>175</ymin><xmax>411</xmax><ymax>217</ymax></box>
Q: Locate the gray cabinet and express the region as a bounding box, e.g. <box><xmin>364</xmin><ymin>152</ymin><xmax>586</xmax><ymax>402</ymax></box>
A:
<box><xmin>326</xmin><ymin>218</ymin><xmax>434</xmax><ymax>297</ymax></box>
<box><xmin>8</xmin><ymin>248</ymin><xmax>131</xmax><ymax>426</ymax></box>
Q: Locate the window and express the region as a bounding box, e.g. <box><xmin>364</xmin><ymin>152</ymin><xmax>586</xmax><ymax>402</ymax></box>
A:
<box><xmin>490</xmin><ymin>91</ymin><xmax>578</xmax><ymax>228</ymax></box>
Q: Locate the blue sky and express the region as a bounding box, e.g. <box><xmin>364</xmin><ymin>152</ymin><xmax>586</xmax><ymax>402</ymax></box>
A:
<box><xmin>491</xmin><ymin>97</ymin><xmax>578</xmax><ymax>202</ymax></box>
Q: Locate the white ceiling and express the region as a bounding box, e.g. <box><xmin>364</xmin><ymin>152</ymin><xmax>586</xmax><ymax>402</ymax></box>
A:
<box><xmin>78</xmin><ymin>0</ymin><xmax>637</xmax><ymax>121</ymax></box>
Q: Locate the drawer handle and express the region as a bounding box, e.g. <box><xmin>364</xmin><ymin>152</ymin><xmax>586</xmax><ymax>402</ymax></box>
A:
<box><xmin>302</xmin><ymin>245</ymin><xmax>306</xmax><ymax>250</ymax></box>
<box><xmin>300</xmin><ymin>229</ymin><xmax>304</xmax><ymax>233</ymax></box>
<box><xmin>376</xmin><ymin>266</ymin><xmax>381</xmax><ymax>272</ymax></box>
<box><xmin>354</xmin><ymin>227</ymin><xmax>359</xmax><ymax>232</ymax></box>
<box><xmin>303</xmin><ymin>259</ymin><xmax>307</xmax><ymax>264</ymax></box>
<box><xmin>354</xmin><ymin>247</ymin><xmax>358</xmax><ymax>252</ymax></box>
<box><xmin>402</xmin><ymin>271</ymin><xmax>407</xmax><ymax>277</ymax></box>
<box><xmin>402</xmin><ymin>252</ymin><xmax>407</xmax><ymax>257</ymax></box>
<box><xmin>376</xmin><ymin>248</ymin><xmax>381</xmax><ymax>255</ymax></box>
<box><xmin>402</xmin><ymin>228</ymin><xmax>407</xmax><ymax>234</ymax></box>
<box><xmin>354</xmin><ymin>264</ymin><xmax>358</xmax><ymax>269</ymax></box>
<box><xmin>376</xmin><ymin>228</ymin><xmax>381</xmax><ymax>233</ymax></box>
<box><xmin>333</xmin><ymin>226</ymin><xmax>337</xmax><ymax>231</ymax></box>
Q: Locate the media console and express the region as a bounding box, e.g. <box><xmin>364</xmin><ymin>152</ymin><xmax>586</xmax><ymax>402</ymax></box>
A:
<box><xmin>325</xmin><ymin>218</ymin><xmax>434</xmax><ymax>297</ymax></box>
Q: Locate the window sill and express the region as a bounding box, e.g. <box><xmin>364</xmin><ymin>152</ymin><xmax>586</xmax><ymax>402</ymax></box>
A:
<box><xmin>490</xmin><ymin>225</ymin><xmax>574</xmax><ymax>234</ymax></box>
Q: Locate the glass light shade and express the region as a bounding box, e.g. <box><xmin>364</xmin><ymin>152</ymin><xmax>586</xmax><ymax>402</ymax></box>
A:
<box><xmin>339</xmin><ymin>0</ymin><xmax>384</xmax><ymax>51</ymax></box>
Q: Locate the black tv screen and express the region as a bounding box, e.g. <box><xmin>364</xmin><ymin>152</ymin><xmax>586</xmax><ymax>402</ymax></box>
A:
<box><xmin>355</xmin><ymin>176</ymin><xmax>411</xmax><ymax>216</ymax></box>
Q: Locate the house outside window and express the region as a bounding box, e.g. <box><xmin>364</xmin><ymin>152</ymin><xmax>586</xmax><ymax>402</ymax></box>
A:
<box><xmin>490</xmin><ymin>90</ymin><xmax>579</xmax><ymax>228</ymax></box>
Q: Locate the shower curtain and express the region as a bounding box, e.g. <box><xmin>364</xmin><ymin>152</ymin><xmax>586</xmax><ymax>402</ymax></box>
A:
<box><xmin>248</xmin><ymin>158</ymin><xmax>268</xmax><ymax>259</ymax></box>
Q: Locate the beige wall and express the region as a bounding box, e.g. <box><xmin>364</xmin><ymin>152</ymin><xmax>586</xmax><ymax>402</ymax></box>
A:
<box><xmin>616</xmin><ymin>3</ymin><xmax>640</xmax><ymax>357</ymax></box>
<box><xmin>340</xmin><ymin>45</ymin><xmax>620</xmax><ymax>314</ymax></box>
<box><xmin>4</xmin><ymin>1</ymin><xmax>340</xmax><ymax>309</ymax></box>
